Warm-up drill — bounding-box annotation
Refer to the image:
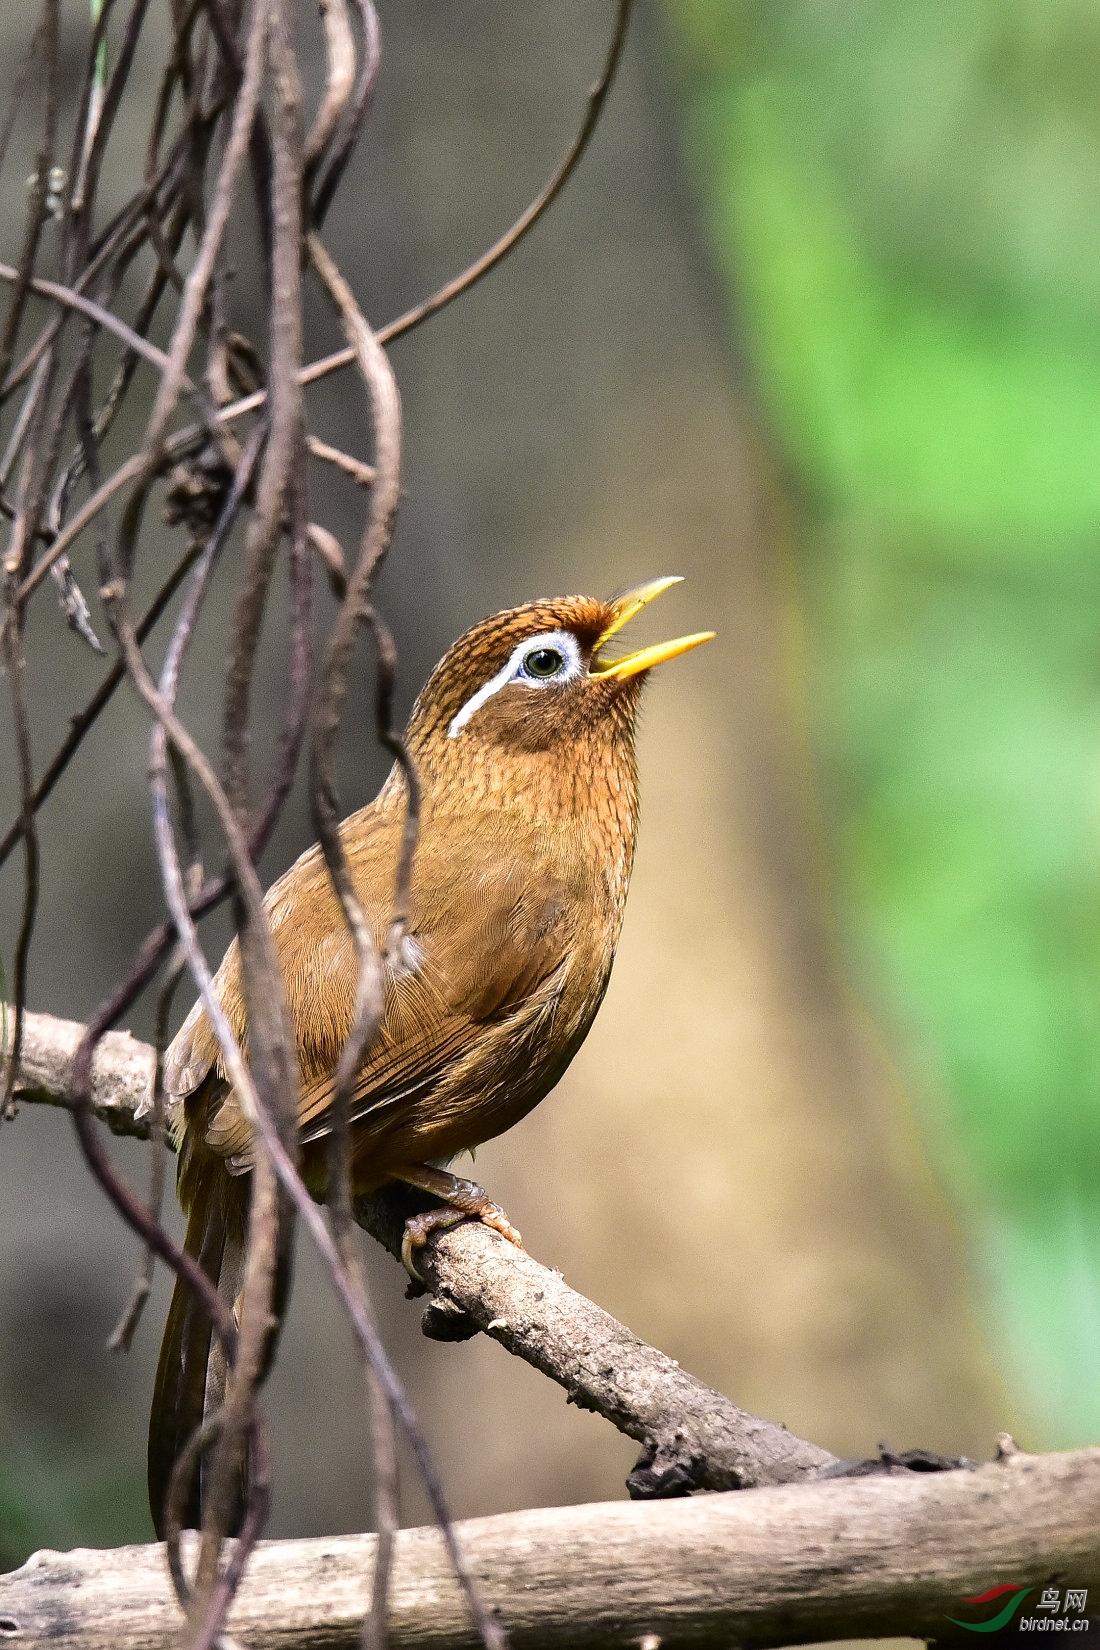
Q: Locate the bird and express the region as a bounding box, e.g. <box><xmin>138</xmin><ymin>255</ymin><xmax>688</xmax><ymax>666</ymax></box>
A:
<box><xmin>147</xmin><ymin>577</ymin><xmax>713</xmax><ymax>1536</ymax></box>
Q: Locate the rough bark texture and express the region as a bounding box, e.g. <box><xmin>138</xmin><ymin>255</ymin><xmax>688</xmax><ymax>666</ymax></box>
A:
<box><xmin>3</xmin><ymin>1449</ymin><xmax>1098</xmax><ymax>1649</ymax></box>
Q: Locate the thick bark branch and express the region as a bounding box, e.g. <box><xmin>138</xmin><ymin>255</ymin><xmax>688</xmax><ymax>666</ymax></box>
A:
<box><xmin>3</xmin><ymin>1449</ymin><xmax>1099</xmax><ymax>1648</ymax></box>
<box><xmin>2</xmin><ymin>1008</ymin><xmax>837</xmax><ymax>1491</ymax></box>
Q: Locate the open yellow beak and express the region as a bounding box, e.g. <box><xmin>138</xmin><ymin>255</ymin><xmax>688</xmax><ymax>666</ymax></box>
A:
<box><xmin>591</xmin><ymin>576</ymin><xmax>715</xmax><ymax>680</ymax></box>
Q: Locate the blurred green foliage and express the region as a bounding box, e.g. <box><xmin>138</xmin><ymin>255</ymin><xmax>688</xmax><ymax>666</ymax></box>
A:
<box><xmin>0</xmin><ymin>1445</ymin><xmax>147</xmax><ymax>1575</ymax></box>
<box><xmin>665</xmin><ymin>0</ymin><xmax>1100</xmax><ymax>1443</ymax></box>
<box><xmin>0</xmin><ymin>1259</ymin><xmax>151</xmax><ymax>1570</ymax></box>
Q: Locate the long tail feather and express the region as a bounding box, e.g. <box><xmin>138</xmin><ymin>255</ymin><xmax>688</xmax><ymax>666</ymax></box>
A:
<box><xmin>147</xmin><ymin>1144</ymin><xmax>246</xmax><ymax>1539</ymax></box>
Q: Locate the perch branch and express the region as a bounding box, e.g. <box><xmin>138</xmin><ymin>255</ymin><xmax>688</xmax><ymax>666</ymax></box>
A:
<box><xmin>2</xmin><ymin>1006</ymin><xmax>838</xmax><ymax>1492</ymax></box>
<box><xmin>357</xmin><ymin>1189</ymin><xmax>834</xmax><ymax>1493</ymax></box>
<box><xmin>2</xmin><ymin>1448</ymin><xmax>1098</xmax><ymax>1648</ymax></box>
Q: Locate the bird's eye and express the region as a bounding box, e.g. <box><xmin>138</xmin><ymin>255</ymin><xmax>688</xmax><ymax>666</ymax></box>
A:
<box><xmin>521</xmin><ymin>645</ymin><xmax>566</xmax><ymax>680</ymax></box>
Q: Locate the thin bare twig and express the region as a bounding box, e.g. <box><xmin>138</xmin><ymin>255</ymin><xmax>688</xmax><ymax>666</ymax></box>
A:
<box><xmin>0</xmin><ymin>7</ymin><xmax>57</xmax><ymax>1104</ymax></box>
<box><xmin>189</xmin><ymin>1414</ymin><xmax>272</xmax><ymax>1650</ymax></box>
<box><xmin>1</xmin><ymin>7</ymin><xmax>62</xmax><ymax>589</ymax></box>
<box><xmin>303</xmin><ymin>0</ymin><xmax>355</xmax><ymax>179</ymax></box>
<box><xmin>0</xmin><ymin>589</ymin><xmax>38</xmax><ymax>1124</ymax></box>
<box><xmin>64</xmin><ymin>0</ymin><xmax>119</xmax><ymax>221</ymax></box>
<box><xmin>309</xmin><ymin>0</ymin><xmax>380</xmax><ymax>228</ymax></box>
<box><xmin>0</xmin><ymin>130</ymin><xmax>192</xmax><ymax>405</ymax></box>
<box><xmin>133</xmin><ymin>405</ymin><xmax>274</xmax><ymax>1631</ymax></box>
<box><xmin>103</xmin><ymin>420</ymin><xmax>266</xmax><ymax>1361</ymax></box>
<box><xmin>105</xmin><ymin>575</ymin><xmax>280</xmax><ymax>1627</ymax></box>
<box><xmin>0</xmin><ymin>261</ymin><xmax>208</xmax><ymax>388</ymax></box>
<box><xmin>353</xmin><ymin>606</ymin><xmax>416</xmax><ymax>1650</ymax></box>
<box><xmin>307</xmin><ymin>432</ymin><xmax>375</xmax><ymax>487</ymax></box>
<box><xmin>307</xmin><ymin>520</ymin><xmax>348</xmax><ymax>598</ymax></box>
<box><xmin>0</xmin><ymin>0</ymin><xmax>60</xmax><ymax>394</ymax></box>
<box><xmin>367</xmin><ymin>0</ymin><xmax>634</xmax><ymax>344</ymax></box>
<box><xmin>190</xmin><ymin>1</ymin><xmax>305</xmax><ymax>1615</ymax></box>
<box><xmin>18</xmin><ymin>451</ymin><xmax>147</xmax><ymax>603</ymax></box>
<box><xmin>48</xmin><ymin>191</ymin><xmax>196</xmax><ymax>538</ymax></box>
<box><xmin>250</xmin><ymin>487</ymin><xmax>313</xmax><ymax>854</ymax></box>
<box><xmin>164</xmin><ymin>21</ymin><xmax>264</xmax><ymax>445</ymax></box>
<box><xmin>62</xmin><ymin>0</ymin><xmax>155</xmax><ymax>271</ymax></box>
<box><xmin>5</xmin><ymin>0</ymin><xmax>154</xmax><ymax>623</ymax></box>
<box><xmin>68</xmin><ymin>977</ymin><xmax>239</xmax><ymax>1371</ymax></box>
<box><xmin>0</xmin><ymin>12</ymin><xmax>48</xmax><ymax>189</ymax></box>
<box><xmin>220</xmin><ymin>0</ymin><xmax>304</xmax><ymax>833</ymax></box>
<box><xmin>106</xmin><ymin>964</ymin><xmax>178</xmax><ymax>1353</ymax></box>
<box><xmin>362</xmin><ymin>606</ymin><xmax>419</xmax><ymax>958</ymax></box>
<box><xmin>305</xmin><ymin>231</ymin><xmax>401</xmax><ymax>1099</ymax></box>
<box><xmin>164</xmin><ymin>1409</ymin><xmax>225</xmax><ymax>1608</ymax></box>
<box><xmin>305</xmin><ymin>233</ymin><xmax>404</xmax><ymax>1650</ymax></box>
<box><xmin>163</xmin><ymin>426</ymin><xmax>270</xmax><ymax>728</ymax></box>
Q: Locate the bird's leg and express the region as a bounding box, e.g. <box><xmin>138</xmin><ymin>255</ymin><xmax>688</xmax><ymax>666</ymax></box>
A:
<box><xmin>392</xmin><ymin>1164</ymin><xmax>524</xmax><ymax>1280</ymax></box>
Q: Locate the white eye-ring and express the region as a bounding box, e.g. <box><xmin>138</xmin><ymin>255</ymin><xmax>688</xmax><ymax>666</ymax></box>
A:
<box><xmin>448</xmin><ymin>630</ymin><xmax>583</xmax><ymax>738</ymax></box>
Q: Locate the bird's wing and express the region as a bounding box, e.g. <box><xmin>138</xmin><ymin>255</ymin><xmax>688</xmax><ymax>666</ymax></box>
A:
<box><xmin>296</xmin><ymin>842</ymin><xmax>579</xmax><ymax>1148</ymax></box>
<box><xmin>168</xmin><ymin>803</ymin><xmax>579</xmax><ymax>1167</ymax></box>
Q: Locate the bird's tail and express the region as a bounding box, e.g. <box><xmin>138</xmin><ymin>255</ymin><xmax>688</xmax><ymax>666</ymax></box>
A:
<box><xmin>147</xmin><ymin>1140</ymin><xmax>248</xmax><ymax>1540</ymax></box>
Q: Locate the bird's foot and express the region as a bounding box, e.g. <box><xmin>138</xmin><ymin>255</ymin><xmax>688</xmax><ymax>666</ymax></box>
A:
<box><xmin>394</xmin><ymin>1166</ymin><xmax>524</xmax><ymax>1281</ymax></box>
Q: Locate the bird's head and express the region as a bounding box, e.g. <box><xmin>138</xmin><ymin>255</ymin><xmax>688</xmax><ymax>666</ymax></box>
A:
<box><xmin>406</xmin><ymin>579</ymin><xmax>713</xmax><ymax>766</ymax></box>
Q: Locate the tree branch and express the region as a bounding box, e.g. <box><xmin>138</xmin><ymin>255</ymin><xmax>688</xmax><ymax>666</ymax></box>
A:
<box><xmin>3</xmin><ymin>1006</ymin><xmax>837</xmax><ymax>1493</ymax></box>
<box><xmin>2</xmin><ymin>1446</ymin><xmax>1098</xmax><ymax>1648</ymax></box>
<box><xmin>355</xmin><ymin>1188</ymin><xmax>835</xmax><ymax>1493</ymax></box>
<box><xmin>3</xmin><ymin>1003</ymin><xmax>156</xmax><ymax>1133</ymax></box>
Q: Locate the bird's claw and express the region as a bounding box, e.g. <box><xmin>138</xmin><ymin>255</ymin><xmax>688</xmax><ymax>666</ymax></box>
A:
<box><xmin>400</xmin><ymin>1199</ymin><xmax>524</xmax><ymax>1281</ymax></box>
<box><xmin>401</xmin><ymin>1205</ymin><xmax>464</xmax><ymax>1280</ymax></box>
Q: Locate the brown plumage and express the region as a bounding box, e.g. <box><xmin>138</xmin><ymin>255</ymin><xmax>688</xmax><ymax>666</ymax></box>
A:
<box><xmin>148</xmin><ymin>582</ymin><xmax>712</xmax><ymax>1535</ymax></box>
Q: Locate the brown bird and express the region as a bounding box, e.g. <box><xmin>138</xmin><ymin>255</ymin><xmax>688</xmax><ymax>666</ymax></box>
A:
<box><xmin>147</xmin><ymin>578</ymin><xmax>713</xmax><ymax>1535</ymax></box>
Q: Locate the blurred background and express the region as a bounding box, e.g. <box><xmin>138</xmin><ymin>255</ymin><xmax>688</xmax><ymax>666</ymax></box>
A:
<box><xmin>2</xmin><ymin>0</ymin><xmax>1097</xmax><ymax>1570</ymax></box>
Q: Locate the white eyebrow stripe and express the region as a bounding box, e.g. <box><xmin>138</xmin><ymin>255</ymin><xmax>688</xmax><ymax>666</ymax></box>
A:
<box><xmin>447</xmin><ymin>649</ymin><xmax>523</xmax><ymax>738</ymax></box>
<box><xmin>447</xmin><ymin>630</ymin><xmax>581</xmax><ymax>738</ymax></box>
